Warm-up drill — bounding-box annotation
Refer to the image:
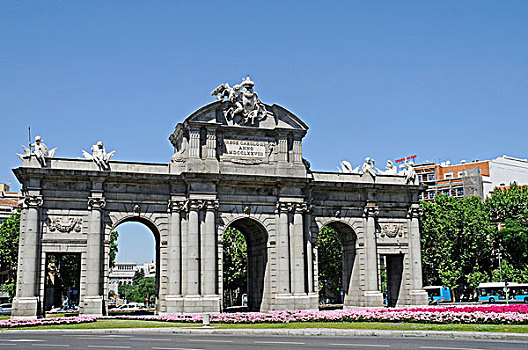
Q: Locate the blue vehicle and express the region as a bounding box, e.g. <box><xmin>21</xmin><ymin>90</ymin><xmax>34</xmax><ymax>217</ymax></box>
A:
<box><xmin>424</xmin><ymin>286</ymin><xmax>452</xmax><ymax>304</ymax></box>
<box><xmin>478</xmin><ymin>282</ymin><xmax>528</xmax><ymax>303</ymax></box>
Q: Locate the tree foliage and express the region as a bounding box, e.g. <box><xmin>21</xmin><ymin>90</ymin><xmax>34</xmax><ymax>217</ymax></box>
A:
<box><xmin>222</xmin><ymin>227</ymin><xmax>247</xmax><ymax>306</ymax></box>
<box><xmin>318</xmin><ymin>226</ymin><xmax>342</xmax><ymax>302</ymax></box>
<box><xmin>109</xmin><ymin>230</ymin><xmax>119</xmax><ymax>269</ymax></box>
<box><xmin>0</xmin><ymin>213</ymin><xmax>20</xmax><ymax>300</ymax></box>
<box><xmin>421</xmin><ymin>183</ymin><xmax>528</xmax><ymax>300</ymax></box>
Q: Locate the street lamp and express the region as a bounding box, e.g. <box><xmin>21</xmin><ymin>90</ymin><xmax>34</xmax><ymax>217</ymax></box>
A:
<box><xmin>494</xmin><ymin>248</ymin><xmax>503</xmax><ymax>281</ymax></box>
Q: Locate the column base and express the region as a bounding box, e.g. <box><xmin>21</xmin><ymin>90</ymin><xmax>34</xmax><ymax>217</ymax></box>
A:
<box><xmin>12</xmin><ymin>297</ymin><xmax>39</xmax><ymax>318</ymax></box>
<box><xmin>182</xmin><ymin>295</ymin><xmax>220</xmax><ymax>313</ymax></box>
<box><xmin>163</xmin><ymin>295</ymin><xmax>185</xmax><ymax>314</ymax></box>
<box><xmin>82</xmin><ymin>295</ymin><xmax>104</xmax><ymax>316</ymax></box>
<box><xmin>364</xmin><ymin>291</ymin><xmax>384</xmax><ymax>307</ymax></box>
<box><xmin>409</xmin><ymin>289</ymin><xmax>429</xmax><ymax>306</ymax></box>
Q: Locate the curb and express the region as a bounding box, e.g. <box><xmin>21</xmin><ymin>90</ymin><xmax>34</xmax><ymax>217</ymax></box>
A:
<box><xmin>1</xmin><ymin>327</ymin><xmax>528</xmax><ymax>341</ymax></box>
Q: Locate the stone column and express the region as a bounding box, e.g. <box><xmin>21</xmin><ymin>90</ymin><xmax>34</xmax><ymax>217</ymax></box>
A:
<box><xmin>363</xmin><ymin>204</ymin><xmax>384</xmax><ymax>306</ymax></box>
<box><xmin>277</xmin><ymin>133</ymin><xmax>288</xmax><ymax>163</ymax></box>
<box><xmin>407</xmin><ymin>204</ymin><xmax>429</xmax><ymax>305</ymax></box>
<box><xmin>292</xmin><ymin>136</ymin><xmax>302</xmax><ymax>163</ymax></box>
<box><xmin>186</xmin><ymin>199</ymin><xmax>201</xmax><ymax>296</ymax></box>
<box><xmin>206</xmin><ymin>129</ymin><xmax>216</xmax><ymax>159</ymax></box>
<box><xmin>203</xmin><ymin>200</ymin><xmax>218</xmax><ymax>296</ymax></box>
<box><xmin>189</xmin><ymin>128</ymin><xmax>201</xmax><ymax>158</ymax></box>
<box><xmin>84</xmin><ymin>196</ymin><xmax>106</xmax><ymax>315</ymax></box>
<box><xmin>165</xmin><ymin>199</ymin><xmax>186</xmax><ymax>313</ymax></box>
<box><xmin>12</xmin><ymin>194</ymin><xmax>43</xmax><ymax>318</ymax></box>
<box><xmin>167</xmin><ymin>200</ymin><xmax>185</xmax><ymax>296</ymax></box>
<box><xmin>276</xmin><ymin>202</ymin><xmax>290</xmax><ymax>294</ymax></box>
<box><xmin>291</xmin><ymin>203</ymin><xmax>306</xmax><ymax>295</ymax></box>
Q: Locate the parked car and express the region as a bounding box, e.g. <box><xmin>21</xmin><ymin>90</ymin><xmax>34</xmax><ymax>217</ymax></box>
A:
<box><xmin>116</xmin><ymin>303</ymin><xmax>145</xmax><ymax>310</ymax></box>
<box><xmin>0</xmin><ymin>303</ymin><xmax>12</xmax><ymax>316</ymax></box>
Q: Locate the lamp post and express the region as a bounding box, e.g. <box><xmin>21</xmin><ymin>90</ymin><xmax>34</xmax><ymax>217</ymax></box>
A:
<box><xmin>495</xmin><ymin>248</ymin><xmax>503</xmax><ymax>281</ymax></box>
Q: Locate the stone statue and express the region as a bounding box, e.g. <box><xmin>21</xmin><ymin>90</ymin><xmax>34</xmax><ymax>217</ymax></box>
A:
<box><xmin>360</xmin><ymin>157</ymin><xmax>377</xmax><ymax>177</ymax></box>
<box><xmin>17</xmin><ymin>136</ymin><xmax>56</xmax><ymax>166</ymax></box>
<box><xmin>82</xmin><ymin>141</ymin><xmax>115</xmax><ymax>170</ymax></box>
<box><xmin>379</xmin><ymin>160</ymin><xmax>398</xmax><ymax>175</ymax></box>
<box><xmin>338</xmin><ymin>160</ymin><xmax>360</xmax><ymax>173</ymax></box>
<box><xmin>399</xmin><ymin>160</ymin><xmax>417</xmax><ymax>183</ymax></box>
<box><xmin>211</xmin><ymin>76</ymin><xmax>268</xmax><ymax>125</ymax></box>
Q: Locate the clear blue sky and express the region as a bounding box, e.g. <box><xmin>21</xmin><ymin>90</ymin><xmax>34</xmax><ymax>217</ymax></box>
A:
<box><xmin>2</xmin><ymin>1</ymin><xmax>527</xmax><ymax>262</ymax></box>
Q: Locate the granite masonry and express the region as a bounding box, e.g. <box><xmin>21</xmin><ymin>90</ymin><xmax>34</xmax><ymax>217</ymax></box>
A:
<box><xmin>12</xmin><ymin>78</ymin><xmax>428</xmax><ymax>317</ymax></box>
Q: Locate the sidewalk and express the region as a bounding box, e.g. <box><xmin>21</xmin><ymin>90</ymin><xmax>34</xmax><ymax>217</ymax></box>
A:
<box><xmin>2</xmin><ymin>327</ymin><xmax>528</xmax><ymax>341</ymax></box>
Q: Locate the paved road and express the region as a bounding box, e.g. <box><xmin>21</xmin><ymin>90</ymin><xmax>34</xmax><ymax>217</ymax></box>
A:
<box><xmin>0</xmin><ymin>333</ymin><xmax>526</xmax><ymax>350</ymax></box>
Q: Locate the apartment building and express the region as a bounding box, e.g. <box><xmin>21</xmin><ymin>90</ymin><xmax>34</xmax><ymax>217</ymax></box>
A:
<box><xmin>415</xmin><ymin>155</ymin><xmax>528</xmax><ymax>201</ymax></box>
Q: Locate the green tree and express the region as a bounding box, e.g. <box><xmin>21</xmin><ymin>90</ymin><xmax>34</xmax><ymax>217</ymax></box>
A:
<box><xmin>420</xmin><ymin>195</ymin><xmax>494</xmax><ymax>300</ymax></box>
<box><xmin>132</xmin><ymin>268</ymin><xmax>145</xmax><ymax>285</ymax></box>
<box><xmin>318</xmin><ymin>226</ymin><xmax>342</xmax><ymax>303</ymax></box>
<box><xmin>222</xmin><ymin>227</ymin><xmax>247</xmax><ymax>306</ymax></box>
<box><xmin>109</xmin><ymin>230</ymin><xmax>119</xmax><ymax>269</ymax></box>
<box><xmin>486</xmin><ymin>183</ymin><xmax>528</xmax><ymax>281</ymax></box>
<box><xmin>0</xmin><ymin>213</ymin><xmax>20</xmax><ymax>301</ymax></box>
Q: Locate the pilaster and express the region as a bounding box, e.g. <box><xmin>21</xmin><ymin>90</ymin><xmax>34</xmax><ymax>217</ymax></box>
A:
<box><xmin>407</xmin><ymin>204</ymin><xmax>429</xmax><ymax>305</ymax></box>
<box><xmin>12</xmin><ymin>192</ymin><xmax>43</xmax><ymax>318</ymax></box>
<box><xmin>363</xmin><ymin>203</ymin><xmax>384</xmax><ymax>307</ymax></box>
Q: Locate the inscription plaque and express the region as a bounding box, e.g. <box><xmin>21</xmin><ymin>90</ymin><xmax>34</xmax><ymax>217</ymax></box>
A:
<box><xmin>224</xmin><ymin>139</ymin><xmax>266</xmax><ymax>158</ymax></box>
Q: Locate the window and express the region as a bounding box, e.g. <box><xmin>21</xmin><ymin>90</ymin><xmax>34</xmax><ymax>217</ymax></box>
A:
<box><xmin>429</xmin><ymin>192</ymin><xmax>436</xmax><ymax>199</ymax></box>
<box><xmin>457</xmin><ymin>188</ymin><xmax>464</xmax><ymax>196</ymax></box>
<box><xmin>428</xmin><ymin>174</ymin><xmax>436</xmax><ymax>181</ymax></box>
<box><xmin>458</xmin><ymin>171</ymin><xmax>464</xmax><ymax>178</ymax></box>
<box><xmin>418</xmin><ymin>175</ymin><xmax>423</xmax><ymax>182</ymax></box>
<box><xmin>418</xmin><ymin>193</ymin><xmax>423</xmax><ymax>200</ymax></box>
<box><xmin>444</xmin><ymin>173</ymin><xmax>453</xmax><ymax>179</ymax></box>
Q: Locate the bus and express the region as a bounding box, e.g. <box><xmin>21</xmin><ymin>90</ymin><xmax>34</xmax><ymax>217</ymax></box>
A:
<box><xmin>423</xmin><ymin>286</ymin><xmax>452</xmax><ymax>304</ymax></box>
<box><xmin>478</xmin><ymin>282</ymin><xmax>528</xmax><ymax>303</ymax></box>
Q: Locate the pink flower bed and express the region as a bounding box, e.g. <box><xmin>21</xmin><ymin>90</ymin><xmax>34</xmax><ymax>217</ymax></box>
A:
<box><xmin>3</xmin><ymin>305</ymin><xmax>528</xmax><ymax>328</ymax></box>
<box><xmin>0</xmin><ymin>316</ymin><xmax>96</xmax><ymax>329</ymax></box>
<box><xmin>110</xmin><ymin>304</ymin><xmax>528</xmax><ymax>325</ymax></box>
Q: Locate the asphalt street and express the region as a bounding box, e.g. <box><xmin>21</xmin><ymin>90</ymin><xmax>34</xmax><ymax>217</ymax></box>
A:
<box><xmin>0</xmin><ymin>333</ymin><xmax>526</xmax><ymax>350</ymax></box>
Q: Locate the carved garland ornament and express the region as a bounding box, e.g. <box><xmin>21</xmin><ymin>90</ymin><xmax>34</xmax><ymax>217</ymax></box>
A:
<box><xmin>48</xmin><ymin>217</ymin><xmax>83</xmax><ymax>233</ymax></box>
<box><xmin>379</xmin><ymin>223</ymin><xmax>403</xmax><ymax>238</ymax></box>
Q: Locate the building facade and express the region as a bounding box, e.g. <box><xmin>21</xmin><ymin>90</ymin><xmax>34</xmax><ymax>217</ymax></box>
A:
<box><xmin>12</xmin><ymin>79</ymin><xmax>428</xmax><ymax>317</ymax></box>
<box><xmin>416</xmin><ymin>155</ymin><xmax>528</xmax><ymax>201</ymax></box>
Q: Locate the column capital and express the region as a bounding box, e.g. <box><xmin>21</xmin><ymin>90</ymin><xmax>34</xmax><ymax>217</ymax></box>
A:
<box><xmin>189</xmin><ymin>199</ymin><xmax>204</xmax><ymax>211</ymax></box>
<box><xmin>205</xmin><ymin>200</ymin><xmax>219</xmax><ymax>211</ymax></box>
<box><xmin>407</xmin><ymin>205</ymin><xmax>422</xmax><ymax>219</ymax></box>
<box><xmin>363</xmin><ymin>204</ymin><xmax>379</xmax><ymax>218</ymax></box>
<box><xmin>168</xmin><ymin>199</ymin><xmax>188</xmax><ymax>212</ymax></box>
<box><xmin>88</xmin><ymin>197</ymin><xmax>106</xmax><ymax>210</ymax></box>
<box><xmin>20</xmin><ymin>195</ymin><xmax>43</xmax><ymax>208</ymax></box>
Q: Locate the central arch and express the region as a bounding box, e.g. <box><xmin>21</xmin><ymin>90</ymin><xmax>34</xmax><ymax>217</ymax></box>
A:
<box><xmin>222</xmin><ymin>217</ymin><xmax>268</xmax><ymax>312</ymax></box>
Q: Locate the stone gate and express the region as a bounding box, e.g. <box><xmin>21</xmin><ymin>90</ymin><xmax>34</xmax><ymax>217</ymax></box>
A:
<box><xmin>12</xmin><ymin>78</ymin><xmax>428</xmax><ymax>317</ymax></box>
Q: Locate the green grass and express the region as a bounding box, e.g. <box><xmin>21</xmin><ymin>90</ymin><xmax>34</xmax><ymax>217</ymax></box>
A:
<box><xmin>3</xmin><ymin>319</ymin><xmax>528</xmax><ymax>333</ymax></box>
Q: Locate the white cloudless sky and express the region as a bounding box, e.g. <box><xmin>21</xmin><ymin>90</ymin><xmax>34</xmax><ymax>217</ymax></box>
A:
<box><xmin>2</xmin><ymin>1</ymin><xmax>527</xmax><ymax>262</ymax></box>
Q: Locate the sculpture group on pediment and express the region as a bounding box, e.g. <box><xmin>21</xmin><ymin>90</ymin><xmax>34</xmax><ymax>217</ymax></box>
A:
<box><xmin>17</xmin><ymin>136</ymin><xmax>56</xmax><ymax>167</ymax></box>
<box><xmin>211</xmin><ymin>76</ymin><xmax>268</xmax><ymax>126</ymax></box>
<box><xmin>82</xmin><ymin>141</ymin><xmax>115</xmax><ymax>170</ymax></box>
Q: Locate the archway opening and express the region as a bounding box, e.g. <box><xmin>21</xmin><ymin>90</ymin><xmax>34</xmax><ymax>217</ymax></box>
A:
<box><xmin>44</xmin><ymin>253</ymin><xmax>81</xmax><ymax>313</ymax></box>
<box><xmin>223</xmin><ymin>218</ymin><xmax>268</xmax><ymax>312</ymax></box>
<box><xmin>109</xmin><ymin>220</ymin><xmax>158</xmax><ymax>314</ymax></box>
<box><xmin>318</xmin><ymin>222</ymin><xmax>356</xmax><ymax>306</ymax></box>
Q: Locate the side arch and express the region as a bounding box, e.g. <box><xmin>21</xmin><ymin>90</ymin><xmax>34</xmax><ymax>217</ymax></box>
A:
<box><xmin>105</xmin><ymin>212</ymin><xmax>167</xmax><ymax>313</ymax></box>
<box><xmin>316</xmin><ymin>219</ymin><xmax>359</xmax><ymax>305</ymax></box>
